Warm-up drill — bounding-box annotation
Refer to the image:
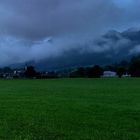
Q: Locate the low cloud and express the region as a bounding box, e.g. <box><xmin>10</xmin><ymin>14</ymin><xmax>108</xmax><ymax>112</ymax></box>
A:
<box><xmin>129</xmin><ymin>45</ymin><xmax>140</xmax><ymax>54</ymax></box>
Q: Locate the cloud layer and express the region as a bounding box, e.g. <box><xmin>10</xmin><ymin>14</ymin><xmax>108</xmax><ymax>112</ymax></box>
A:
<box><xmin>0</xmin><ymin>0</ymin><xmax>140</xmax><ymax>66</ymax></box>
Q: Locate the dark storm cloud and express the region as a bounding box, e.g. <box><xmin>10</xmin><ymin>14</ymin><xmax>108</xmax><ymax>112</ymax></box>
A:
<box><xmin>0</xmin><ymin>0</ymin><xmax>120</xmax><ymax>39</ymax></box>
<box><xmin>0</xmin><ymin>0</ymin><xmax>140</xmax><ymax>66</ymax></box>
<box><xmin>40</xmin><ymin>28</ymin><xmax>140</xmax><ymax>70</ymax></box>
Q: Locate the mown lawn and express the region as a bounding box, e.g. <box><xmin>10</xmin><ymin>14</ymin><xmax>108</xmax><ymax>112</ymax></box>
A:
<box><xmin>0</xmin><ymin>78</ymin><xmax>140</xmax><ymax>140</ymax></box>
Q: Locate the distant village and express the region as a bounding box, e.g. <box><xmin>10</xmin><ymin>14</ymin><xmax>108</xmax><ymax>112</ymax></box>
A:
<box><xmin>1</xmin><ymin>55</ymin><xmax>140</xmax><ymax>79</ymax></box>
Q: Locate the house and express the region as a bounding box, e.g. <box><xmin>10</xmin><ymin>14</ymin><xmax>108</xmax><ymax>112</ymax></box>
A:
<box><xmin>122</xmin><ymin>73</ymin><xmax>131</xmax><ymax>77</ymax></box>
<box><xmin>103</xmin><ymin>71</ymin><xmax>117</xmax><ymax>77</ymax></box>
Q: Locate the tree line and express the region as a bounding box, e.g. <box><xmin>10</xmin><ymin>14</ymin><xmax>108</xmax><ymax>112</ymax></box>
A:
<box><xmin>1</xmin><ymin>55</ymin><xmax>140</xmax><ymax>78</ymax></box>
<box><xmin>69</xmin><ymin>55</ymin><xmax>140</xmax><ymax>78</ymax></box>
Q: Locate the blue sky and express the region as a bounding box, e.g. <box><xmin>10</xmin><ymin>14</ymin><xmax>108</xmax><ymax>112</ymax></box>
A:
<box><xmin>114</xmin><ymin>0</ymin><xmax>133</xmax><ymax>7</ymax></box>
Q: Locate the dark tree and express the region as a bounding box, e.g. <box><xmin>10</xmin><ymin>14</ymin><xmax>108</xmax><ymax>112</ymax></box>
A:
<box><xmin>117</xmin><ymin>67</ymin><xmax>126</xmax><ymax>78</ymax></box>
<box><xmin>87</xmin><ymin>65</ymin><xmax>103</xmax><ymax>78</ymax></box>
<box><xmin>25</xmin><ymin>66</ymin><xmax>37</xmax><ymax>78</ymax></box>
<box><xmin>69</xmin><ymin>67</ymin><xmax>86</xmax><ymax>78</ymax></box>
<box><xmin>76</xmin><ymin>67</ymin><xmax>86</xmax><ymax>77</ymax></box>
<box><xmin>104</xmin><ymin>65</ymin><xmax>117</xmax><ymax>71</ymax></box>
<box><xmin>129</xmin><ymin>61</ymin><xmax>140</xmax><ymax>77</ymax></box>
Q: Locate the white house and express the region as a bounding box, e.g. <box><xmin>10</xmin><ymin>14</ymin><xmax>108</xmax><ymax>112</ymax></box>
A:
<box><xmin>103</xmin><ymin>71</ymin><xmax>117</xmax><ymax>77</ymax></box>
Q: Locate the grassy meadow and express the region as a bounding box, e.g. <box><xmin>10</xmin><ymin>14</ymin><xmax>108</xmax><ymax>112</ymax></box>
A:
<box><xmin>0</xmin><ymin>78</ymin><xmax>140</xmax><ymax>140</ymax></box>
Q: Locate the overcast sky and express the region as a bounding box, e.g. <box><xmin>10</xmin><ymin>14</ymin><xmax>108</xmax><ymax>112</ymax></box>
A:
<box><xmin>0</xmin><ymin>0</ymin><xmax>140</xmax><ymax>66</ymax></box>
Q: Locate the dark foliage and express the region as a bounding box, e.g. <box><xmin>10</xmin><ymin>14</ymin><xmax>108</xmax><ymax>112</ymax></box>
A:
<box><xmin>129</xmin><ymin>56</ymin><xmax>140</xmax><ymax>77</ymax></box>
<box><xmin>117</xmin><ymin>67</ymin><xmax>126</xmax><ymax>78</ymax></box>
<box><xmin>87</xmin><ymin>65</ymin><xmax>103</xmax><ymax>78</ymax></box>
<box><xmin>25</xmin><ymin>66</ymin><xmax>37</xmax><ymax>78</ymax></box>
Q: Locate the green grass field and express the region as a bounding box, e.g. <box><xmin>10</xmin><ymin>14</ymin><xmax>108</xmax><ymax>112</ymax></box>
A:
<box><xmin>0</xmin><ymin>78</ymin><xmax>140</xmax><ymax>140</ymax></box>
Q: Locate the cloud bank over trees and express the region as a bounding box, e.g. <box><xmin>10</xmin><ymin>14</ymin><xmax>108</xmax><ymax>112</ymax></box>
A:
<box><xmin>0</xmin><ymin>0</ymin><xmax>140</xmax><ymax>66</ymax></box>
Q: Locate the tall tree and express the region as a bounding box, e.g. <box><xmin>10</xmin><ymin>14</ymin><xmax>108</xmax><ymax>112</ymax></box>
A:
<box><xmin>117</xmin><ymin>67</ymin><xmax>126</xmax><ymax>78</ymax></box>
<box><xmin>25</xmin><ymin>66</ymin><xmax>37</xmax><ymax>78</ymax></box>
